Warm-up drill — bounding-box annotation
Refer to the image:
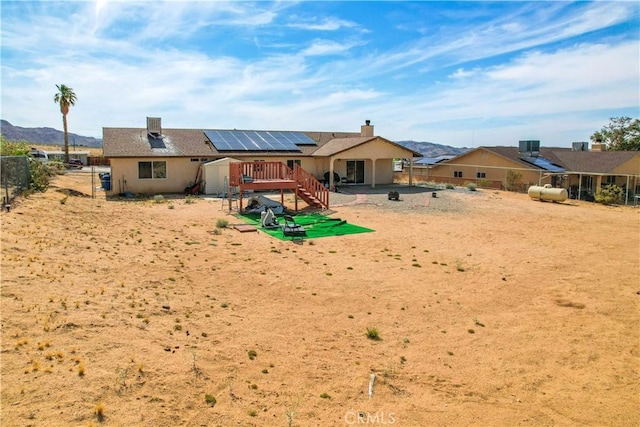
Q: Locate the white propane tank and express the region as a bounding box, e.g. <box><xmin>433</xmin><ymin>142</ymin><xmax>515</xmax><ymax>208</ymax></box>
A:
<box><xmin>528</xmin><ymin>184</ymin><xmax>568</xmax><ymax>202</ymax></box>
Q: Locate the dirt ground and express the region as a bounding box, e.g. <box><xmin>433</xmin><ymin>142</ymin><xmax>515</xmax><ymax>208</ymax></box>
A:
<box><xmin>1</xmin><ymin>172</ymin><xmax>638</xmax><ymax>427</ymax></box>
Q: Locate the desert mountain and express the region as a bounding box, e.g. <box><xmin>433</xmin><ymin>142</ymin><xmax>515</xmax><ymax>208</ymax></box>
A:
<box><xmin>0</xmin><ymin>120</ymin><xmax>103</xmax><ymax>147</ymax></box>
<box><xmin>395</xmin><ymin>140</ymin><xmax>468</xmax><ymax>157</ymax></box>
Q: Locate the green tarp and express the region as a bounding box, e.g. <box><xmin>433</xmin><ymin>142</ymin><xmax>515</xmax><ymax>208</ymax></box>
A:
<box><xmin>236</xmin><ymin>212</ymin><xmax>374</xmax><ymax>240</ymax></box>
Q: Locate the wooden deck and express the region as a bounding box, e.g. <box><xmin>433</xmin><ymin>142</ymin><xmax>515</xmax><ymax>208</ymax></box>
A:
<box><xmin>228</xmin><ymin>162</ymin><xmax>329</xmax><ymax>212</ymax></box>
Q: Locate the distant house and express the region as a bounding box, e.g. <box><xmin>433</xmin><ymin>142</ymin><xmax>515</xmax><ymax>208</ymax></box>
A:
<box><xmin>412</xmin><ymin>140</ymin><xmax>640</xmax><ymax>203</ymax></box>
<box><xmin>42</xmin><ymin>150</ymin><xmax>90</xmax><ymax>165</ymax></box>
<box><xmin>102</xmin><ymin>118</ymin><xmax>422</xmax><ymax>196</ymax></box>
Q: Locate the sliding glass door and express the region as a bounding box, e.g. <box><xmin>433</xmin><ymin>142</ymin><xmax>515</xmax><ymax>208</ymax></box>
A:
<box><xmin>346</xmin><ymin>160</ymin><xmax>365</xmax><ymax>184</ymax></box>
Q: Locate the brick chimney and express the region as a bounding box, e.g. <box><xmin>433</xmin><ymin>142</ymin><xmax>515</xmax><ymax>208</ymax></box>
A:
<box><xmin>361</xmin><ymin>120</ymin><xmax>374</xmax><ymax>137</ymax></box>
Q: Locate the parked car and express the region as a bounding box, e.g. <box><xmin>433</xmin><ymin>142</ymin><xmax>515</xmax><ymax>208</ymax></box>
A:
<box><xmin>66</xmin><ymin>159</ymin><xmax>83</xmax><ymax>169</ymax></box>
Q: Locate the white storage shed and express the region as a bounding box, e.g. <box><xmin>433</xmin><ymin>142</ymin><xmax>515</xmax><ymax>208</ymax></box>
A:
<box><xmin>202</xmin><ymin>157</ymin><xmax>240</xmax><ymax>196</ymax></box>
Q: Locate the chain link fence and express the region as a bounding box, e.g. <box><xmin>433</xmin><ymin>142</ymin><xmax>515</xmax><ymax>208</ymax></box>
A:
<box><xmin>1</xmin><ymin>156</ymin><xmax>31</xmax><ymax>207</ymax></box>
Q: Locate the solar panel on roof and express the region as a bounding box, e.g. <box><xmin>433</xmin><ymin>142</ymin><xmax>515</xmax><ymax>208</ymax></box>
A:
<box><xmin>521</xmin><ymin>156</ymin><xmax>564</xmax><ymax>172</ymax></box>
<box><xmin>148</xmin><ymin>134</ymin><xmax>166</xmax><ymax>149</ymax></box>
<box><xmin>204</xmin><ymin>130</ymin><xmax>315</xmax><ymax>152</ymax></box>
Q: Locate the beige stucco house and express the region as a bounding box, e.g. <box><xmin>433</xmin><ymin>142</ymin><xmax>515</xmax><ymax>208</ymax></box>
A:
<box><xmin>102</xmin><ymin>118</ymin><xmax>421</xmax><ymax>196</ymax></box>
<box><xmin>410</xmin><ymin>142</ymin><xmax>640</xmax><ymax>203</ymax></box>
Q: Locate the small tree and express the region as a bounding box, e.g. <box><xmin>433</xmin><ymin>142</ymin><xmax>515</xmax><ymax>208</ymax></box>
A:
<box><xmin>506</xmin><ymin>170</ymin><xmax>523</xmax><ymax>192</ymax></box>
<box><xmin>595</xmin><ymin>184</ymin><xmax>623</xmax><ymax>205</ymax></box>
<box><xmin>591</xmin><ymin>117</ymin><xmax>640</xmax><ymax>151</ymax></box>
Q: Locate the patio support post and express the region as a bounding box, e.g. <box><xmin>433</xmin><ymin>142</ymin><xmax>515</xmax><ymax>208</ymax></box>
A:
<box><xmin>578</xmin><ymin>174</ymin><xmax>582</xmax><ymax>201</ymax></box>
<box><xmin>625</xmin><ymin>175</ymin><xmax>630</xmax><ymax>205</ymax></box>
<box><xmin>371</xmin><ymin>158</ymin><xmax>376</xmax><ymax>188</ymax></box>
<box><xmin>329</xmin><ymin>157</ymin><xmax>336</xmax><ymax>191</ymax></box>
<box><xmin>409</xmin><ymin>158</ymin><xmax>414</xmax><ymax>186</ymax></box>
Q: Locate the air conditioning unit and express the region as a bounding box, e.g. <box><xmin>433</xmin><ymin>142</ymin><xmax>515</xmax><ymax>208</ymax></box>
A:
<box><xmin>147</xmin><ymin>117</ymin><xmax>162</xmax><ymax>135</ymax></box>
<box><xmin>519</xmin><ymin>140</ymin><xmax>540</xmax><ymax>157</ymax></box>
<box><xmin>572</xmin><ymin>141</ymin><xmax>589</xmax><ymax>151</ymax></box>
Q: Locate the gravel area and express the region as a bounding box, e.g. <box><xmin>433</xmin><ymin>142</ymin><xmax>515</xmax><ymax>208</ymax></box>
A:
<box><xmin>330</xmin><ymin>184</ymin><xmax>481</xmax><ymax>213</ymax></box>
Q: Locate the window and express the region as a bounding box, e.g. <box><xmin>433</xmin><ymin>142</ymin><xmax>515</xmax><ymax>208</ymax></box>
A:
<box><xmin>604</xmin><ymin>176</ymin><xmax>616</xmax><ymax>185</ymax></box>
<box><xmin>476</xmin><ymin>172</ymin><xmax>486</xmax><ymax>178</ymax></box>
<box><xmin>454</xmin><ymin>171</ymin><xmax>463</xmax><ymax>178</ymax></box>
<box><xmin>287</xmin><ymin>159</ymin><xmax>301</xmax><ymax>169</ymax></box>
<box><xmin>138</xmin><ymin>161</ymin><xmax>167</xmax><ymax>179</ymax></box>
<box><xmin>190</xmin><ymin>158</ymin><xmax>200</xmax><ymax>162</ymax></box>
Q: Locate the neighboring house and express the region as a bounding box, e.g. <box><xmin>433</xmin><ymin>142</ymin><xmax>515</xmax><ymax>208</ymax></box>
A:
<box><xmin>44</xmin><ymin>151</ymin><xmax>90</xmax><ymax>165</ymax></box>
<box><xmin>415</xmin><ymin>140</ymin><xmax>640</xmax><ymax>202</ymax></box>
<box><xmin>28</xmin><ymin>148</ymin><xmax>90</xmax><ymax>165</ymax></box>
<box><xmin>102</xmin><ymin>118</ymin><xmax>422</xmax><ymax>196</ymax></box>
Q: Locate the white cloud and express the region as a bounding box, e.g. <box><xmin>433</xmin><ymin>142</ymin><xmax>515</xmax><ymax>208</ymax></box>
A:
<box><xmin>300</xmin><ymin>39</ymin><xmax>360</xmax><ymax>56</ymax></box>
<box><xmin>287</xmin><ymin>16</ymin><xmax>359</xmax><ymax>31</ymax></box>
<box><xmin>1</xmin><ymin>1</ymin><xmax>637</xmax><ymax>148</ymax></box>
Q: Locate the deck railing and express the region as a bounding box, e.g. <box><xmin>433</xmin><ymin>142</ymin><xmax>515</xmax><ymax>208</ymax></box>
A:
<box><xmin>293</xmin><ymin>165</ymin><xmax>329</xmax><ymax>209</ymax></box>
<box><xmin>229</xmin><ymin>161</ymin><xmax>293</xmax><ymax>186</ymax></box>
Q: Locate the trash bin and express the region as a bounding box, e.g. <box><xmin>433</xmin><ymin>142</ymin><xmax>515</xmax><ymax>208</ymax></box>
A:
<box><xmin>101</xmin><ymin>173</ymin><xmax>111</xmax><ymax>191</ymax></box>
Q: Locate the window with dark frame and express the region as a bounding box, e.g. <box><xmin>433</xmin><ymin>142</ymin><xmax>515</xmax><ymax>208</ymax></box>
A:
<box><xmin>476</xmin><ymin>172</ymin><xmax>486</xmax><ymax>178</ymax></box>
<box><xmin>138</xmin><ymin>161</ymin><xmax>167</xmax><ymax>179</ymax></box>
<box><xmin>454</xmin><ymin>171</ymin><xmax>463</xmax><ymax>178</ymax></box>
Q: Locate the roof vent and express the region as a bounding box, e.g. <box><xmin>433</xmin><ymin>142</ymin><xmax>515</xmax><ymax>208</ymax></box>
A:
<box><xmin>147</xmin><ymin>117</ymin><xmax>162</xmax><ymax>136</ymax></box>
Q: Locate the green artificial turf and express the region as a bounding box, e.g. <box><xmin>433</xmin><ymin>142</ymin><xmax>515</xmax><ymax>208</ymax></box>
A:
<box><xmin>236</xmin><ymin>212</ymin><xmax>374</xmax><ymax>240</ymax></box>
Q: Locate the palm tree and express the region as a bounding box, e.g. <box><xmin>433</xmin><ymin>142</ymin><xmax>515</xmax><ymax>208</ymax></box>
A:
<box><xmin>53</xmin><ymin>84</ymin><xmax>77</xmax><ymax>164</ymax></box>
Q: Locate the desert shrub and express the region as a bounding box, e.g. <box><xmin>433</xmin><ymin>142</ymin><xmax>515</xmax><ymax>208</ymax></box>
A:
<box><xmin>29</xmin><ymin>160</ymin><xmax>55</xmax><ymax>192</ymax></box>
<box><xmin>215</xmin><ymin>218</ymin><xmax>228</xmax><ymax>228</ymax></box>
<box><xmin>595</xmin><ymin>184</ymin><xmax>623</xmax><ymax>205</ymax></box>
<box><xmin>365</xmin><ymin>327</ymin><xmax>381</xmax><ymax>341</ymax></box>
<box><xmin>445</xmin><ymin>183</ymin><xmax>455</xmax><ymax>190</ymax></box>
<box><xmin>506</xmin><ymin>170</ymin><xmax>524</xmax><ymax>192</ymax></box>
<box><xmin>1</xmin><ymin>139</ymin><xmax>59</xmax><ymax>193</ymax></box>
<box><xmin>466</xmin><ymin>182</ymin><xmax>477</xmax><ymax>191</ymax></box>
<box><xmin>153</xmin><ymin>194</ymin><xmax>165</xmax><ymax>203</ymax></box>
<box><xmin>204</xmin><ymin>394</ymin><xmax>216</xmax><ymax>407</ymax></box>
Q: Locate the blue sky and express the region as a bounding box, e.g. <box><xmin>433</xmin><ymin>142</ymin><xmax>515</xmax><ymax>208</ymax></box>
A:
<box><xmin>1</xmin><ymin>1</ymin><xmax>638</xmax><ymax>148</ymax></box>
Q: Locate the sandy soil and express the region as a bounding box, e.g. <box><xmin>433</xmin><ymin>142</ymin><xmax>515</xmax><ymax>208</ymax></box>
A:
<box><xmin>1</xmin><ymin>172</ymin><xmax>638</xmax><ymax>427</ymax></box>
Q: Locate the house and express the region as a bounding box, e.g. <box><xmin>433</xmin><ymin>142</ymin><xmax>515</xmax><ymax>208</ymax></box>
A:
<box><xmin>30</xmin><ymin>148</ymin><xmax>90</xmax><ymax>165</ymax></box>
<box><xmin>102</xmin><ymin>118</ymin><xmax>422</xmax><ymax>199</ymax></box>
<box><xmin>411</xmin><ymin>140</ymin><xmax>640</xmax><ymax>203</ymax></box>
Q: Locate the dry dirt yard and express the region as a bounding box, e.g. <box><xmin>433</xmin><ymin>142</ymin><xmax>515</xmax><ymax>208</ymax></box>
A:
<box><xmin>1</xmin><ymin>172</ymin><xmax>638</xmax><ymax>427</ymax></box>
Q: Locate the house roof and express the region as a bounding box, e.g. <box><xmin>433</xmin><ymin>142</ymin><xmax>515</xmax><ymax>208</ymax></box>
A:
<box><xmin>548</xmin><ymin>151</ymin><xmax>639</xmax><ymax>173</ymax></box>
<box><xmin>103</xmin><ymin>127</ymin><xmax>422</xmax><ymax>158</ymax></box>
<box><xmin>439</xmin><ymin>146</ymin><xmax>638</xmax><ymax>174</ymax></box>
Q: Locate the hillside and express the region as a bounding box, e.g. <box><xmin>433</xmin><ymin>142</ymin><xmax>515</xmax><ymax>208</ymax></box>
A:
<box><xmin>0</xmin><ymin>120</ymin><xmax>102</xmax><ymax>147</ymax></box>
<box><xmin>395</xmin><ymin>140</ymin><xmax>468</xmax><ymax>157</ymax></box>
